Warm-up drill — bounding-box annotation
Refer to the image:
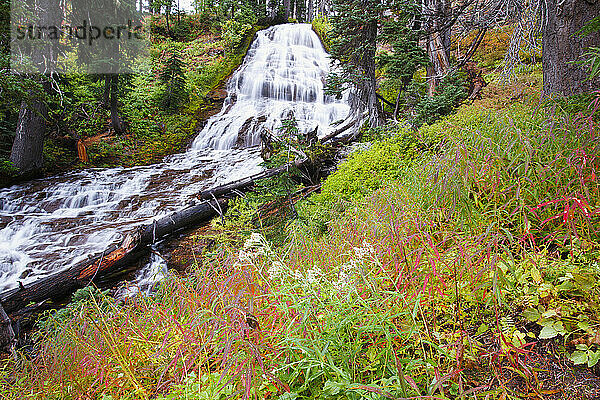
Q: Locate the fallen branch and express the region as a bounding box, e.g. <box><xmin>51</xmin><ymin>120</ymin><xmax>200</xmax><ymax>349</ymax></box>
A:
<box><xmin>376</xmin><ymin>93</ymin><xmax>395</xmax><ymax>108</ymax></box>
<box><xmin>320</xmin><ymin>118</ymin><xmax>359</xmax><ymax>143</ymax></box>
<box><xmin>0</xmin><ymin>303</ymin><xmax>16</xmax><ymax>357</ymax></box>
<box><xmin>0</xmin><ymin>199</ymin><xmax>224</xmax><ymax>317</ymax></box>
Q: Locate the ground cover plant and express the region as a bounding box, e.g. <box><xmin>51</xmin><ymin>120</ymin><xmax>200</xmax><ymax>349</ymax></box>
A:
<box><xmin>2</xmin><ymin>69</ymin><xmax>599</xmax><ymax>399</ymax></box>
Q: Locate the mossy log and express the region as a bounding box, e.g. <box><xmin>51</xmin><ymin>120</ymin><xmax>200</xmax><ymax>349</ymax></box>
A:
<box><xmin>0</xmin><ymin>199</ymin><xmax>224</xmax><ymax>320</ymax></box>
<box><xmin>0</xmin><ymin>157</ymin><xmax>312</xmax><ymax>331</ymax></box>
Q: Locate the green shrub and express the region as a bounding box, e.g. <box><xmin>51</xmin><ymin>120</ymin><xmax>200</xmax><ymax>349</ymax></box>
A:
<box><xmin>311</xmin><ymin>17</ymin><xmax>333</xmax><ymax>51</ymax></box>
<box><xmin>220</xmin><ymin>20</ymin><xmax>253</xmax><ymax>50</ymax></box>
<box><xmin>297</xmin><ymin>126</ymin><xmax>433</xmax><ymax>235</ymax></box>
<box><xmin>413</xmin><ymin>72</ymin><xmax>468</xmax><ymax>126</ymax></box>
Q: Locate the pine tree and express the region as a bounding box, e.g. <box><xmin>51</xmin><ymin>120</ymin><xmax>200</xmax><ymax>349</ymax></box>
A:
<box><xmin>159</xmin><ymin>48</ymin><xmax>188</xmax><ymax>111</ymax></box>
<box><xmin>328</xmin><ymin>0</ymin><xmax>384</xmax><ymax>129</ymax></box>
<box><xmin>378</xmin><ymin>10</ymin><xmax>429</xmax><ymax>120</ymax></box>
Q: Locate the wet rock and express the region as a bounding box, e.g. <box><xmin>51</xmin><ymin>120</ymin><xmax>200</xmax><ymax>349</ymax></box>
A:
<box><xmin>207</xmin><ymin>88</ymin><xmax>228</xmax><ymax>101</ymax></box>
<box><xmin>236</xmin><ymin>117</ymin><xmax>255</xmax><ymax>148</ymax></box>
<box><xmin>18</xmin><ymin>269</ymin><xmax>32</xmax><ymax>279</ymax></box>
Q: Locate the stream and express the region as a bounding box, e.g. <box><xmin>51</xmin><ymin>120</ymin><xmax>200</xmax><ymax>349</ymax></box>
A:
<box><xmin>0</xmin><ymin>23</ymin><xmax>350</xmax><ymax>294</ymax></box>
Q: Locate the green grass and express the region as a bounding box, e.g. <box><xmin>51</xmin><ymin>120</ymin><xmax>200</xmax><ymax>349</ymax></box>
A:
<box><xmin>2</xmin><ymin>73</ymin><xmax>600</xmax><ymax>399</ymax></box>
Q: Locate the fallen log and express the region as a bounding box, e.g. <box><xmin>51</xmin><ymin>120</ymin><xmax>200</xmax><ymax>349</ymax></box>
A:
<box><xmin>320</xmin><ymin>118</ymin><xmax>360</xmax><ymax>143</ymax></box>
<box><xmin>0</xmin><ymin>199</ymin><xmax>224</xmax><ymax>317</ymax></box>
<box><xmin>0</xmin><ymin>139</ymin><xmax>335</xmax><ymax>344</ymax></box>
<box><xmin>199</xmin><ymin>156</ymin><xmax>308</xmax><ymax>200</ymax></box>
<box><xmin>0</xmin><ymin>156</ymin><xmax>315</xmax><ymax>323</ymax></box>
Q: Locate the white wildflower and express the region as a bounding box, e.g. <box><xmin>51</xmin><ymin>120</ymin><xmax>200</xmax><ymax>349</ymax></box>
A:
<box><xmin>238</xmin><ymin>250</ymin><xmax>255</xmax><ymax>264</ymax></box>
<box><xmin>332</xmin><ymin>270</ymin><xmax>351</xmax><ymax>291</ymax></box>
<box><xmin>363</xmin><ymin>240</ymin><xmax>375</xmax><ymax>254</ymax></box>
<box><xmin>268</xmin><ymin>261</ymin><xmax>285</xmax><ymax>279</ymax></box>
<box><xmin>341</xmin><ymin>258</ymin><xmax>357</xmax><ymax>272</ymax></box>
<box><xmin>353</xmin><ymin>241</ymin><xmax>375</xmax><ymax>259</ymax></box>
<box><xmin>353</xmin><ymin>246</ymin><xmax>367</xmax><ymax>259</ymax></box>
<box><xmin>305</xmin><ymin>267</ymin><xmax>322</xmax><ymax>284</ymax></box>
<box><xmin>244</xmin><ymin>232</ymin><xmax>264</xmax><ymax>250</ymax></box>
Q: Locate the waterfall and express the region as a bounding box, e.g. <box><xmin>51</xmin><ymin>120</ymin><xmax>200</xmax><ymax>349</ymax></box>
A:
<box><xmin>0</xmin><ymin>24</ymin><xmax>350</xmax><ymax>293</ymax></box>
<box><xmin>192</xmin><ymin>24</ymin><xmax>349</xmax><ymax>149</ymax></box>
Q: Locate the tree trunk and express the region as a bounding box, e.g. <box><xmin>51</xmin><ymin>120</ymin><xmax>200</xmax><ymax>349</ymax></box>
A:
<box><xmin>9</xmin><ymin>0</ymin><xmax>62</xmax><ymax>177</ymax></box>
<box><xmin>307</xmin><ymin>0</ymin><xmax>313</xmax><ymax>22</ymax></box>
<box><xmin>424</xmin><ymin>0</ymin><xmax>452</xmax><ymax>95</ymax></box>
<box><xmin>110</xmin><ymin>75</ymin><xmax>124</xmax><ymax>135</ymax></box>
<box><xmin>166</xmin><ymin>5</ymin><xmax>171</xmax><ymax>36</ymax></box>
<box><xmin>10</xmin><ymin>92</ymin><xmax>47</xmax><ymax>178</ymax></box>
<box><xmin>103</xmin><ymin>75</ymin><xmax>110</xmax><ymax>108</ymax></box>
<box><xmin>354</xmin><ymin>18</ymin><xmax>383</xmax><ymax>128</ymax></box>
<box><xmin>542</xmin><ymin>0</ymin><xmax>600</xmax><ymax>96</ymax></box>
<box><xmin>284</xmin><ymin>0</ymin><xmax>291</xmax><ymax>20</ymax></box>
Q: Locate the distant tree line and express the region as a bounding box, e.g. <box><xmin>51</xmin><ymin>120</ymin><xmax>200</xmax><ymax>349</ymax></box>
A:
<box><xmin>1</xmin><ymin>0</ymin><xmax>599</xmax><ymax>180</ymax></box>
<box><xmin>326</xmin><ymin>0</ymin><xmax>600</xmax><ymax>130</ymax></box>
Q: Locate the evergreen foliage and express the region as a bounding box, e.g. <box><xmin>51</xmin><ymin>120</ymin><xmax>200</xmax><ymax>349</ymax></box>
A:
<box><xmin>159</xmin><ymin>48</ymin><xmax>188</xmax><ymax>111</ymax></box>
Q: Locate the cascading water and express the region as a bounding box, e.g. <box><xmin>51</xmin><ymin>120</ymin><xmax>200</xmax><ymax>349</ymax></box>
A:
<box><xmin>0</xmin><ymin>24</ymin><xmax>350</xmax><ymax>293</ymax></box>
<box><xmin>193</xmin><ymin>24</ymin><xmax>349</xmax><ymax>149</ymax></box>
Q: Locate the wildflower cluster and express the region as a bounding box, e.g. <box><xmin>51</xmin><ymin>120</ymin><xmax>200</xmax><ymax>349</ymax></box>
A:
<box><xmin>237</xmin><ymin>232</ymin><xmax>273</xmax><ymax>265</ymax></box>
<box><xmin>256</xmin><ymin>235</ymin><xmax>378</xmax><ymax>295</ymax></box>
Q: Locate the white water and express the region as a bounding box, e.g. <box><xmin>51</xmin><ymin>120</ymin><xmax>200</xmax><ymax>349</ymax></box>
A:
<box><xmin>0</xmin><ymin>24</ymin><xmax>350</xmax><ymax>293</ymax></box>
<box><xmin>193</xmin><ymin>24</ymin><xmax>348</xmax><ymax>149</ymax></box>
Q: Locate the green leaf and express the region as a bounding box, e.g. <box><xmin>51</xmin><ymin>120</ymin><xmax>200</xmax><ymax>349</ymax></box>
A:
<box><xmin>554</xmin><ymin>321</ymin><xmax>566</xmax><ymax>335</ymax></box>
<box><xmin>277</xmin><ymin>393</ymin><xmax>299</xmax><ymax>400</ymax></box>
<box><xmin>542</xmin><ymin>310</ymin><xmax>558</xmax><ymax>319</ymax></box>
<box><xmin>523</xmin><ymin>308</ymin><xmax>541</xmax><ymax>322</ymax></box>
<box><xmin>323</xmin><ymin>380</ymin><xmax>349</xmax><ymax>396</ymax></box>
<box><xmin>588</xmin><ymin>351</ymin><xmax>600</xmax><ymax>367</ymax></box>
<box><xmin>476</xmin><ymin>323</ymin><xmax>489</xmax><ymax>335</ymax></box>
<box><xmin>570</xmin><ymin>350</ymin><xmax>588</xmax><ymax>365</ymax></box>
<box><xmin>539</xmin><ymin>324</ymin><xmax>559</xmax><ymax>339</ymax></box>
<box><xmin>577</xmin><ymin>320</ymin><xmax>591</xmax><ymax>332</ymax></box>
<box><xmin>530</xmin><ymin>266</ymin><xmax>542</xmax><ymax>284</ymax></box>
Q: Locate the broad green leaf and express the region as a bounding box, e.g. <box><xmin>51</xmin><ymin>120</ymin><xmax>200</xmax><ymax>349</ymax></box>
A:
<box><xmin>588</xmin><ymin>351</ymin><xmax>600</xmax><ymax>367</ymax></box>
<box><xmin>541</xmin><ymin>309</ymin><xmax>558</xmax><ymax>319</ymax></box>
<box><xmin>539</xmin><ymin>324</ymin><xmax>558</xmax><ymax>339</ymax></box>
<box><xmin>530</xmin><ymin>266</ymin><xmax>542</xmax><ymax>284</ymax></box>
<box><xmin>476</xmin><ymin>323</ymin><xmax>489</xmax><ymax>335</ymax></box>
<box><xmin>523</xmin><ymin>308</ymin><xmax>540</xmax><ymax>322</ymax></box>
<box><xmin>577</xmin><ymin>320</ymin><xmax>590</xmax><ymax>332</ymax></box>
<box><xmin>554</xmin><ymin>321</ymin><xmax>566</xmax><ymax>335</ymax></box>
<box><xmin>570</xmin><ymin>350</ymin><xmax>588</xmax><ymax>365</ymax></box>
<box><xmin>512</xmin><ymin>330</ymin><xmax>526</xmax><ymax>347</ymax></box>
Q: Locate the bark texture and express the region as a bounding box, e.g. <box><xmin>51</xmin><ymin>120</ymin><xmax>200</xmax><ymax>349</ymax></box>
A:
<box><xmin>348</xmin><ymin>17</ymin><xmax>383</xmax><ymax>129</ymax></box>
<box><xmin>9</xmin><ymin>0</ymin><xmax>62</xmax><ymax>176</ymax></box>
<box><xmin>10</xmin><ymin>96</ymin><xmax>47</xmax><ymax>177</ymax></box>
<box><xmin>110</xmin><ymin>75</ymin><xmax>124</xmax><ymax>135</ymax></box>
<box><xmin>543</xmin><ymin>0</ymin><xmax>600</xmax><ymax>96</ymax></box>
<box><xmin>423</xmin><ymin>0</ymin><xmax>452</xmax><ymax>95</ymax></box>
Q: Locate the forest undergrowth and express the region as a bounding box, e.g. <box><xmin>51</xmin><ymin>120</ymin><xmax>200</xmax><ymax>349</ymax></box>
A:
<box><xmin>1</xmin><ymin>70</ymin><xmax>600</xmax><ymax>400</ymax></box>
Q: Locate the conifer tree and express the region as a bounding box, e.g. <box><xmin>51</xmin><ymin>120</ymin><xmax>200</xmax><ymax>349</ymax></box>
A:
<box><xmin>328</xmin><ymin>0</ymin><xmax>384</xmax><ymax>128</ymax></box>
<box><xmin>378</xmin><ymin>8</ymin><xmax>429</xmax><ymax>119</ymax></box>
<box><xmin>159</xmin><ymin>49</ymin><xmax>188</xmax><ymax>111</ymax></box>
